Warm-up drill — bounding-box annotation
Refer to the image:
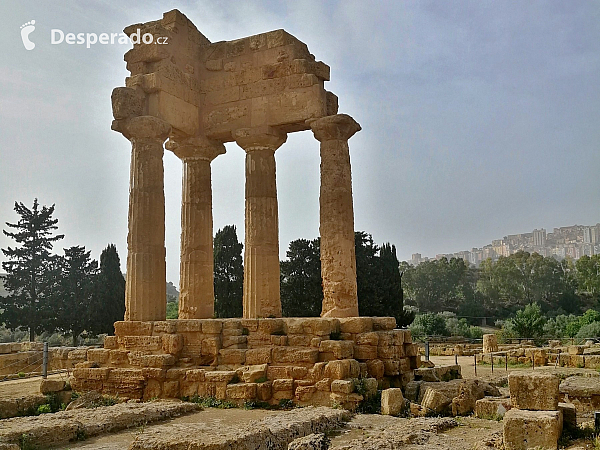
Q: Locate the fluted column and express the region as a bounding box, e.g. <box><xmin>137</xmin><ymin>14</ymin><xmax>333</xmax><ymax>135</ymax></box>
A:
<box><xmin>309</xmin><ymin>114</ymin><xmax>361</xmax><ymax>318</ymax></box>
<box><xmin>166</xmin><ymin>137</ymin><xmax>225</xmax><ymax>319</ymax></box>
<box><xmin>234</xmin><ymin>127</ymin><xmax>287</xmax><ymax>318</ymax></box>
<box><xmin>113</xmin><ymin>115</ymin><xmax>171</xmax><ymax>321</ymax></box>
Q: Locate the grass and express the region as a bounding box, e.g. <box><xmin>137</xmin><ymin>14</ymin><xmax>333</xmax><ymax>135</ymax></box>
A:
<box><xmin>183</xmin><ymin>395</ymin><xmax>237</xmax><ymax>409</ymax></box>
<box><xmin>477</xmin><ymin>360</ymin><xmax>532</xmax><ymax>369</ymax></box>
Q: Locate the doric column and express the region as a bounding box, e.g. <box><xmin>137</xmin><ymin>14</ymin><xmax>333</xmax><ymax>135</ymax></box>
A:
<box><xmin>113</xmin><ymin>115</ymin><xmax>171</xmax><ymax>321</ymax></box>
<box><xmin>309</xmin><ymin>114</ymin><xmax>361</xmax><ymax>318</ymax></box>
<box><xmin>234</xmin><ymin>127</ymin><xmax>287</xmax><ymax>318</ymax></box>
<box><xmin>166</xmin><ymin>136</ymin><xmax>225</xmax><ymax>319</ymax></box>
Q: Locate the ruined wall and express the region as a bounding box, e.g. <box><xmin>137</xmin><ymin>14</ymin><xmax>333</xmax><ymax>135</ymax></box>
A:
<box><xmin>71</xmin><ymin>317</ymin><xmax>420</xmax><ymax>407</ymax></box>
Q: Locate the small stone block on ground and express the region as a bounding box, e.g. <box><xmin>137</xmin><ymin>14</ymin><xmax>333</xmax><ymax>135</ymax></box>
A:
<box><xmin>508</xmin><ymin>372</ymin><xmax>559</xmax><ymax>411</ymax></box>
<box><xmin>503</xmin><ymin>409</ymin><xmax>563</xmax><ymax>450</ymax></box>
<box><xmin>381</xmin><ymin>388</ymin><xmax>405</xmax><ymax>416</ymax></box>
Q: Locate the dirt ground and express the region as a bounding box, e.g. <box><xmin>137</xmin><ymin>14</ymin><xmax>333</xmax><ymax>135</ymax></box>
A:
<box><xmin>2</xmin><ymin>358</ymin><xmax>598</xmax><ymax>449</ymax></box>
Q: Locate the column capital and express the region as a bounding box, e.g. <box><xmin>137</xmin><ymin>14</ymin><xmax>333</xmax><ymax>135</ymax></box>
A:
<box><xmin>166</xmin><ymin>136</ymin><xmax>225</xmax><ymax>161</ymax></box>
<box><xmin>111</xmin><ymin>116</ymin><xmax>171</xmax><ymax>142</ymax></box>
<box><xmin>234</xmin><ymin>126</ymin><xmax>286</xmax><ymax>152</ymax></box>
<box><xmin>307</xmin><ymin>114</ymin><xmax>361</xmax><ymax>142</ymax></box>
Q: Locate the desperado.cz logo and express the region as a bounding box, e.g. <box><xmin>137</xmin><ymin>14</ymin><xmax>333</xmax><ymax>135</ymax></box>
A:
<box><xmin>20</xmin><ymin>20</ymin><xmax>168</xmax><ymax>50</ymax></box>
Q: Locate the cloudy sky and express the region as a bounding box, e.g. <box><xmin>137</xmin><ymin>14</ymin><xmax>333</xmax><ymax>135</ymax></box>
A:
<box><xmin>1</xmin><ymin>0</ymin><xmax>599</xmax><ymax>285</ymax></box>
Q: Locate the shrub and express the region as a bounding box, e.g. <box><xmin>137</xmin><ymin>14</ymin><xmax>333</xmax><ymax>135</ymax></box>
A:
<box><xmin>575</xmin><ymin>321</ymin><xmax>600</xmax><ymax>339</ymax></box>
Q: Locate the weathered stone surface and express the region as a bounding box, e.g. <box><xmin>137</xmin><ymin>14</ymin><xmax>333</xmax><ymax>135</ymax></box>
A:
<box><xmin>482</xmin><ymin>334</ymin><xmax>498</xmax><ymax>353</ymax></box>
<box><xmin>475</xmin><ymin>397</ymin><xmax>512</xmax><ymax>419</ymax></box>
<box><xmin>319</xmin><ymin>340</ymin><xmax>353</xmax><ymax>359</ymax></box>
<box><xmin>422</xmin><ymin>388</ymin><xmax>451</xmax><ymax>414</ymax></box>
<box><xmin>39</xmin><ymin>379</ymin><xmax>66</xmax><ymax>394</ymax></box>
<box><xmin>503</xmin><ymin>409</ymin><xmax>563</xmax><ymax>450</ymax></box>
<box><xmin>0</xmin><ymin>400</ymin><xmax>199</xmax><ymax>448</ymax></box>
<box><xmin>568</xmin><ymin>345</ymin><xmax>584</xmax><ymax>355</ymax></box>
<box><xmin>509</xmin><ymin>372</ymin><xmax>559</xmax><ymax>411</ymax></box>
<box><xmin>381</xmin><ymin>388</ymin><xmax>405</xmax><ymax>416</ymax></box>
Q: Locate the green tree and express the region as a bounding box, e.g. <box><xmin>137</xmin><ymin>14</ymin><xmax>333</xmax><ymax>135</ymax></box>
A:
<box><xmin>576</xmin><ymin>255</ymin><xmax>600</xmax><ymax>300</ymax></box>
<box><xmin>90</xmin><ymin>244</ymin><xmax>125</xmax><ymax>334</ymax></box>
<box><xmin>1</xmin><ymin>200</ymin><xmax>64</xmax><ymax>341</ymax></box>
<box><xmin>504</xmin><ymin>303</ymin><xmax>546</xmax><ymax>339</ymax></box>
<box><xmin>281</xmin><ymin>238</ymin><xmax>322</xmax><ymax>317</ymax></box>
<box><xmin>214</xmin><ymin>225</ymin><xmax>243</xmax><ymax>318</ymax></box>
<box><xmin>410</xmin><ymin>313</ymin><xmax>448</xmax><ymax>337</ymax></box>
<box><xmin>56</xmin><ymin>246</ymin><xmax>98</xmax><ymax>345</ymax></box>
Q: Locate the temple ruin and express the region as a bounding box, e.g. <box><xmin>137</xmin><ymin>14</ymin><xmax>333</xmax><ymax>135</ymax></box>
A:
<box><xmin>72</xmin><ymin>9</ymin><xmax>419</xmax><ymax>405</ymax></box>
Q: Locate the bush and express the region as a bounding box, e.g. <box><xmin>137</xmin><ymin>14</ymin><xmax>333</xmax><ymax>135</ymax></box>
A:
<box><xmin>503</xmin><ymin>303</ymin><xmax>546</xmax><ymax>339</ymax></box>
<box><xmin>575</xmin><ymin>321</ymin><xmax>600</xmax><ymax>339</ymax></box>
<box><xmin>411</xmin><ymin>313</ymin><xmax>448</xmax><ymax>337</ymax></box>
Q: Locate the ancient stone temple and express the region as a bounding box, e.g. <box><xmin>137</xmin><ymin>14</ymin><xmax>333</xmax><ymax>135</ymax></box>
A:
<box><xmin>73</xmin><ymin>10</ymin><xmax>419</xmax><ymax>405</ymax></box>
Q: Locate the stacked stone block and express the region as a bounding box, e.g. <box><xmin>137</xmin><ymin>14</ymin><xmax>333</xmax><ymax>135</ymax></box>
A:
<box><xmin>503</xmin><ymin>373</ymin><xmax>564</xmax><ymax>450</ymax></box>
<box><xmin>71</xmin><ymin>317</ymin><xmax>419</xmax><ymax>408</ymax></box>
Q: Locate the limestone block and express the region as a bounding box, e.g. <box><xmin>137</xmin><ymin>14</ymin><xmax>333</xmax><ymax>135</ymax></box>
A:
<box><xmin>67</xmin><ymin>349</ymin><xmax>89</xmax><ymax>361</ymax></box>
<box><xmin>292</xmin><ymin>366</ymin><xmax>309</xmax><ymax>379</ymax></box>
<box><xmin>558</xmin><ymin>402</ymin><xmax>577</xmax><ymax>430</ymax></box>
<box><xmin>163</xmin><ymin>380</ymin><xmax>180</xmax><ymax>398</ymax></box>
<box><xmin>503</xmin><ymin>409</ymin><xmax>563</xmax><ymax>450</ymax></box>
<box><xmin>73</xmin><ymin>367</ymin><xmax>111</xmax><ymax>381</ymax></box>
<box><xmin>381</xmin><ymin>388</ymin><xmax>405</xmax><ymax>416</ymax></box>
<box><xmin>238</xmin><ymin>364</ymin><xmax>268</xmax><ymax>383</ymax></box>
<box><xmin>569</xmin><ymin>355</ymin><xmax>585</xmax><ymax>367</ymax></box>
<box><xmin>585</xmin><ymin>355</ymin><xmax>600</xmax><ymax>369</ymax></box>
<box><xmin>248</xmin><ymin>334</ymin><xmax>273</xmax><ymax>348</ymax></box>
<box><xmin>175</xmin><ymin>320</ymin><xmax>203</xmax><ymax>333</ymax></box>
<box><xmin>114</xmin><ymin>321</ymin><xmax>153</xmax><ymax>336</ymax></box>
<box><xmin>319</xmin><ymin>340</ymin><xmax>353</xmax><ymax>359</ymax></box>
<box><xmin>273</xmin><ymin>389</ymin><xmax>294</xmax><ymax>401</ymax></box>
<box><xmin>405</xmin><ymin>343</ymin><xmax>419</xmax><ymax>357</ymax></box>
<box><xmin>310</xmin><ymin>337</ymin><xmax>323</xmax><ymax>348</ymax></box>
<box><xmin>185</xmin><ymin>369</ymin><xmax>206</xmax><ymax>382</ymax></box>
<box><xmin>241</xmin><ymin>319</ymin><xmax>259</xmax><ymax>332</ymax></box>
<box><xmin>152</xmin><ymin>321</ymin><xmax>178</xmax><ymax>334</ymax></box>
<box><xmin>202</xmin><ymin>319</ymin><xmax>223</xmax><ymax>334</ymax></box>
<box><xmin>40</xmin><ymin>380</ymin><xmax>66</xmax><ymax>394</ymax></box>
<box><xmin>87</xmin><ymin>348</ymin><xmax>111</xmax><ymax>364</ymax></box>
<box><xmin>288</xmin><ymin>432</ymin><xmax>330</xmax><ymax>450</ymax></box>
<box><xmin>203</xmin><ymin>371</ymin><xmax>236</xmax><ymax>384</ymax></box>
<box><xmin>568</xmin><ymin>345</ymin><xmax>584</xmax><ymax>355</ymax></box>
<box><xmin>141</xmin><ymin>368</ymin><xmax>166</xmax><ymax>381</ymax></box>
<box><xmin>119</xmin><ymin>336</ymin><xmax>163</xmax><ymax>351</ymax></box>
<box><xmin>475</xmin><ymin>397</ymin><xmax>512</xmax><ymax>419</ymax></box>
<box><xmin>272</xmin><ymin>347</ymin><xmax>319</xmax><ymax>364</ymax></box>
<box><xmin>258</xmin><ymin>319</ymin><xmax>285</xmax><ymax>335</ymax></box>
<box><xmin>366</xmin><ymin>359</ymin><xmax>385</xmax><ymax>379</ymax></box>
<box><xmin>383</xmin><ymin>360</ymin><xmax>400</xmax><ymax>376</ymax></box>
<box><xmin>315</xmin><ymin>378</ymin><xmax>332</xmax><ymax>392</ymax></box>
<box><xmin>202</xmin><ymin>337</ymin><xmax>221</xmax><ymax>356</ymax></box>
<box><xmin>339</xmin><ymin>317</ymin><xmax>373</xmax><ymax>334</ymax></box>
<box><xmin>452</xmin><ymin>380</ymin><xmax>485</xmax><ymax>416</ymax></box>
<box><xmin>353</xmin><ymin>345</ymin><xmax>378</xmax><ymax>360</ymax></box>
<box><xmin>271</xmin><ymin>335</ymin><xmax>288</xmax><ymax>346</ymax></box>
<box><xmin>223</xmin><ymin>328</ymin><xmax>243</xmax><ymax>337</ymax></box>
<box><xmin>138</xmin><ymin>354</ymin><xmax>176</xmax><ymax>369</ymax></box>
<box><xmin>421</xmin><ymin>388</ymin><xmax>451</xmax><ymax>414</ymax></box>
<box><xmin>245</xmin><ymin>347</ymin><xmax>273</xmax><ymax>365</ymax></box>
<box><xmin>166</xmin><ymin>368</ymin><xmax>187</xmax><ymax>381</ymax></box>
<box><xmin>162</xmin><ymin>334</ymin><xmax>184</xmax><ymax>355</ymax></box>
<box><xmin>273</xmin><ymin>378</ymin><xmax>294</xmax><ymax>392</ymax></box>
<box><xmin>226</xmin><ymin>383</ymin><xmax>257</xmax><ymax>400</ymax></box>
<box><xmin>331</xmin><ymin>380</ymin><xmax>354</xmax><ymax>394</ymax></box>
<box><xmin>354</xmin><ymin>332</ymin><xmax>379</xmax><ymax>346</ymax></box>
<box><xmin>180</xmin><ymin>380</ymin><xmax>198</xmax><ymax>397</ymax></box>
<box><xmin>257</xmin><ymin>381</ymin><xmax>272</xmax><ymax>401</ymax></box>
<box><xmin>483</xmin><ymin>334</ymin><xmax>498</xmax><ymax>353</ymax></box>
<box><xmin>111</xmin><ymin>87</ymin><xmax>145</xmax><ymax>119</ymax></box>
<box><xmin>324</xmin><ymin>359</ymin><xmax>360</xmax><ymax>380</ymax></box>
<box><xmin>109</xmin><ymin>350</ymin><xmax>130</xmax><ymax>365</ymax></box>
<box><xmin>288</xmin><ymin>335</ymin><xmax>313</xmax><ymax>347</ymax></box>
<box><xmin>222</xmin><ymin>335</ymin><xmax>248</xmax><ymax>348</ymax></box>
<box><xmin>509</xmin><ymin>372</ymin><xmax>559</xmax><ymax>411</ymax></box>
<box><xmin>372</xmin><ymin>317</ymin><xmax>397</xmax><ymax>331</ymax></box>
<box><xmin>330</xmin><ymin>392</ymin><xmax>363</xmax><ymax>410</ymax></box>
<box><xmin>295</xmin><ymin>385</ymin><xmax>317</xmax><ymax>402</ymax></box>
<box><xmin>103</xmin><ymin>336</ymin><xmax>118</xmax><ymax>349</ymax></box>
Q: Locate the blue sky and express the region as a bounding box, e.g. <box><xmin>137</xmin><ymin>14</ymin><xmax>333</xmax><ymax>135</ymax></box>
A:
<box><xmin>1</xmin><ymin>0</ymin><xmax>599</xmax><ymax>285</ymax></box>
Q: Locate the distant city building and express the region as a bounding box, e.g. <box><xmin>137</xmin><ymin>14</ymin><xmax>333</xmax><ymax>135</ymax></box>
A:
<box><xmin>408</xmin><ymin>222</ymin><xmax>598</xmax><ymax>267</ymax></box>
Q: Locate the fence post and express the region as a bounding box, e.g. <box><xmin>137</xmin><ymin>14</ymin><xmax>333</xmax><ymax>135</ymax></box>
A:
<box><xmin>505</xmin><ymin>353</ymin><xmax>508</xmax><ymax>371</ymax></box>
<box><xmin>455</xmin><ymin>352</ymin><xmax>458</xmax><ymax>366</ymax></box>
<box><xmin>42</xmin><ymin>342</ymin><xmax>48</xmax><ymax>379</ymax></box>
<box><xmin>474</xmin><ymin>354</ymin><xmax>477</xmax><ymax>376</ymax></box>
<box><xmin>425</xmin><ymin>340</ymin><xmax>430</xmax><ymax>361</ymax></box>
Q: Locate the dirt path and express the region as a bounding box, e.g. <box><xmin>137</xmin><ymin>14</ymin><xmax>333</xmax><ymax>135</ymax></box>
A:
<box><xmin>0</xmin><ymin>373</ymin><xmax>67</xmax><ymax>398</ymax></box>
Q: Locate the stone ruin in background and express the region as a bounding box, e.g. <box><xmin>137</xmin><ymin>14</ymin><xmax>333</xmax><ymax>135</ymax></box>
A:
<box><xmin>72</xmin><ymin>9</ymin><xmax>420</xmax><ymax>407</ymax></box>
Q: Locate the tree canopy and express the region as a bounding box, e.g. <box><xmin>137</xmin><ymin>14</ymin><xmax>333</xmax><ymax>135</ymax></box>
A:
<box><xmin>213</xmin><ymin>225</ymin><xmax>244</xmax><ymax>318</ymax></box>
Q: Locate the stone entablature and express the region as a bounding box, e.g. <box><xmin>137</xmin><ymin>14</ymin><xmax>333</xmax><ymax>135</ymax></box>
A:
<box><xmin>71</xmin><ymin>317</ymin><xmax>420</xmax><ymax>408</ymax></box>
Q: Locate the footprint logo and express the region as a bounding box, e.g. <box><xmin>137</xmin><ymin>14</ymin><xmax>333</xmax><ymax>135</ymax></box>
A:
<box><xmin>20</xmin><ymin>20</ymin><xmax>36</xmax><ymax>50</ymax></box>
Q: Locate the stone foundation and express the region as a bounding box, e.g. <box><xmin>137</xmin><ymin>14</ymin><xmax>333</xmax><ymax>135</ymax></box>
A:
<box><xmin>71</xmin><ymin>317</ymin><xmax>419</xmax><ymax>408</ymax></box>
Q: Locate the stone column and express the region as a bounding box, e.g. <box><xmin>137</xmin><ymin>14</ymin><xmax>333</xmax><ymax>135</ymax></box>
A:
<box><xmin>309</xmin><ymin>114</ymin><xmax>361</xmax><ymax>318</ymax></box>
<box><xmin>112</xmin><ymin>115</ymin><xmax>171</xmax><ymax>321</ymax></box>
<box><xmin>234</xmin><ymin>127</ymin><xmax>287</xmax><ymax>318</ymax></box>
<box><xmin>166</xmin><ymin>137</ymin><xmax>225</xmax><ymax>319</ymax></box>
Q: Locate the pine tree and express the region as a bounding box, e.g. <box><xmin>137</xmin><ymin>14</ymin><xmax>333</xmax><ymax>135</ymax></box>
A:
<box><xmin>91</xmin><ymin>244</ymin><xmax>125</xmax><ymax>335</ymax></box>
<box><xmin>281</xmin><ymin>238</ymin><xmax>322</xmax><ymax>317</ymax></box>
<box><xmin>214</xmin><ymin>225</ymin><xmax>243</xmax><ymax>318</ymax></box>
<box><xmin>56</xmin><ymin>246</ymin><xmax>98</xmax><ymax>345</ymax></box>
<box><xmin>1</xmin><ymin>200</ymin><xmax>64</xmax><ymax>341</ymax></box>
